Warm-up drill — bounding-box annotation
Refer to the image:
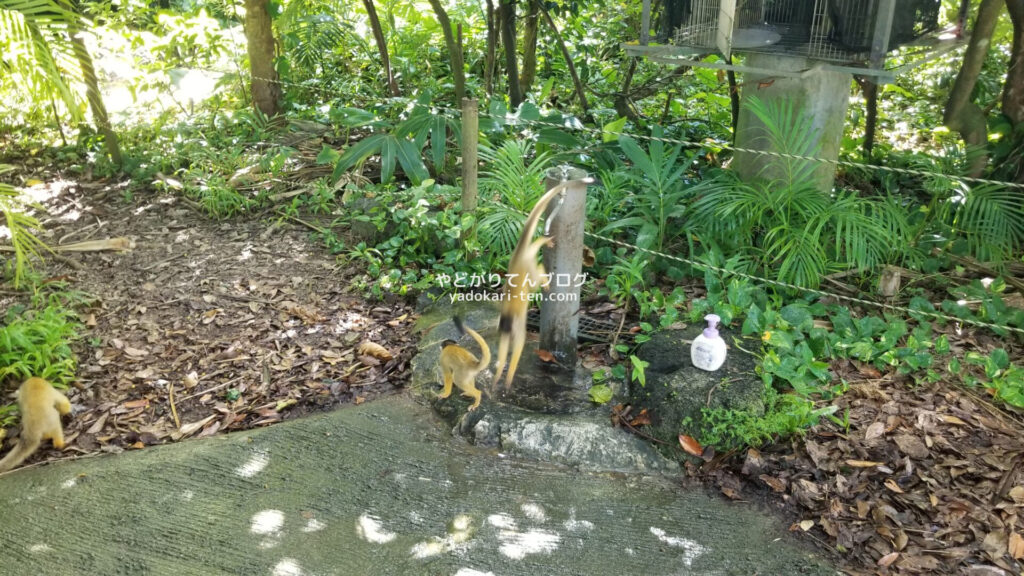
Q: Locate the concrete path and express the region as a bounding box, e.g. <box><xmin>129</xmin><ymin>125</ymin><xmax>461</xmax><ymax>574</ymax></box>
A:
<box><xmin>0</xmin><ymin>395</ymin><xmax>833</xmax><ymax>575</ymax></box>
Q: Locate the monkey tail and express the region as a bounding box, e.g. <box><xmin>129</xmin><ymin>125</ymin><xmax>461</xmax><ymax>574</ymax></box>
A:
<box><xmin>452</xmin><ymin>315</ymin><xmax>467</xmax><ymax>336</ymax></box>
<box><xmin>0</xmin><ymin>435</ymin><xmax>41</xmax><ymax>474</ymax></box>
<box><xmin>452</xmin><ymin>317</ymin><xmax>491</xmax><ymax>373</ymax></box>
<box><xmin>464</xmin><ymin>327</ymin><xmax>491</xmax><ymax>373</ymax></box>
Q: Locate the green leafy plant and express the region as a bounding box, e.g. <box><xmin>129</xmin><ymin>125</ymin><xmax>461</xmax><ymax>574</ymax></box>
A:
<box><xmin>601</xmin><ymin>128</ymin><xmax>692</xmax><ymax>253</ymax></box>
<box><xmin>588</xmin><ymin>375</ymin><xmax>614</xmax><ymax>404</ymax></box>
<box><xmin>184</xmin><ymin>176</ymin><xmax>253</xmax><ymax>219</ymax></box>
<box><xmin>0</xmin><ymin>0</ymin><xmax>85</xmax><ymax>125</ymax></box>
<box><xmin>697</xmin><ymin>385</ymin><xmax>836</xmax><ymax>451</ymax></box>
<box><xmin>476</xmin><ymin>139</ymin><xmax>554</xmax><ymax>258</ymax></box>
<box><xmin>952</xmin><ymin>183</ymin><xmax>1024</xmax><ymax>265</ymax></box>
<box><xmin>0</xmin><ymin>303</ymin><xmax>80</xmax><ymax>386</ymax></box>
<box><xmin>958</xmin><ymin>350</ymin><xmax>1024</xmax><ymax>408</ymax></box>
<box><xmin>688</xmin><ymin>98</ymin><xmax>910</xmax><ymax>288</ymax></box>
<box><xmin>340</xmin><ymin>181</ymin><xmax>484</xmax><ymax>298</ymax></box>
<box><xmin>0</xmin><ymin>167</ymin><xmax>48</xmax><ymax>287</ymax></box>
<box><xmin>629</xmin><ymin>355</ymin><xmax>649</xmax><ymax>388</ymax></box>
<box><xmin>319</xmin><ymin>94</ymin><xmax>458</xmax><ymax>185</ymax></box>
<box><xmin>603</xmin><ymin>251</ymin><xmax>649</xmax><ymax>314</ymax></box>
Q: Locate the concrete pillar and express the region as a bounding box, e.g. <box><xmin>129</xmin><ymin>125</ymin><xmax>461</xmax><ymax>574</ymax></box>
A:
<box><xmin>732</xmin><ymin>53</ymin><xmax>852</xmax><ymax>192</ymax></box>
<box><xmin>539</xmin><ymin>168</ymin><xmax>589</xmax><ymax>371</ymax></box>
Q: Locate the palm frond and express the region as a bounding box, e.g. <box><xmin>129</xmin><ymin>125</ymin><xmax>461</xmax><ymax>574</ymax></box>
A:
<box><xmin>0</xmin><ymin>166</ymin><xmax>48</xmax><ymax>287</ymax></box>
<box><xmin>744</xmin><ymin>96</ymin><xmax>820</xmax><ymax>185</ymax></box>
<box><xmin>765</xmin><ymin>226</ymin><xmax>827</xmax><ymax>288</ymax></box>
<box><xmin>479</xmin><ymin>139</ymin><xmax>552</xmax><ymax>211</ymax></box>
<box><xmin>477</xmin><ymin>204</ymin><xmax>525</xmax><ymax>258</ymax></box>
<box><xmin>954</xmin><ymin>184</ymin><xmax>1024</xmax><ymax>264</ymax></box>
<box><xmin>0</xmin><ymin>0</ymin><xmax>85</xmax><ymax>119</ymax></box>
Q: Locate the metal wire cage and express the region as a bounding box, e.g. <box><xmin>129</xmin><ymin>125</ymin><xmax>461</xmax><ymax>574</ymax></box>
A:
<box><xmin>665</xmin><ymin>0</ymin><xmax>941</xmax><ymax>63</ymax></box>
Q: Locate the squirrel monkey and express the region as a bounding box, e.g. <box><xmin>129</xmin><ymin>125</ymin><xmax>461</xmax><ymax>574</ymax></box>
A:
<box><xmin>0</xmin><ymin>378</ymin><xmax>72</xmax><ymax>474</ymax></box>
<box><xmin>491</xmin><ymin>180</ymin><xmax>579</xmax><ymax>390</ymax></box>
<box><xmin>438</xmin><ymin>317</ymin><xmax>491</xmax><ymax>411</ymax></box>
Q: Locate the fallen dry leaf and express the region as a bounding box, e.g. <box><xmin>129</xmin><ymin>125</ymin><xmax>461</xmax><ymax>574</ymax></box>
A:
<box><xmin>357</xmin><ymin>341</ymin><xmax>393</xmax><ymax>361</ymax></box>
<box><xmin>877</xmin><ymin>552</ymin><xmax>899</xmax><ymax>567</ymax></box>
<box><xmin>678</xmin><ymin>434</ymin><xmax>703</xmax><ymax>457</ymax></box>
<box><xmin>893</xmin><ymin>434</ymin><xmax>929</xmax><ymax>460</ymax></box>
<box><xmin>799</xmin><ymin>519</ymin><xmax>814</xmax><ymax>531</ymax></box>
<box><xmin>628</xmin><ymin>409</ymin><xmax>652</xmax><ymax>427</ymax></box>
<box><xmin>1009</xmin><ymin>532</ymin><xmax>1024</xmax><ymax>560</ymax></box>
<box><xmin>884</xmin><ymin>479</ymin><xmax>904</xmax><ymax>494</ymax></box>
<box><xmin>1008</xmin><ymin>486</ymin><xmax>1024</xmax><ymax>505</ymax></box>
<box><xmin>280</xmin><ymin>301</ymin><xmax>325</xmax><ymax>323</ymax></box>
<box><xmin>535</xmin><ymin>349</ymin><xmax>557</xmax><ymax>363</ymax></box>
<box><xmin>864</xmin><ymin>421</ymin><xmax>886</xmax><ymax>441</ymax></box>
<box><xmin>846</xmin><ymin>459</ymin><xmax>884</xmax><ymax>468</ymax></box>
<box><xmin>941</xmin><ymin>414</ymin><xmax>969</xmax><ymax>426</ymax></box>
<box><xmin>123</xmin><ymin>346</ymin><xmax>149</xmax><ymax>358</ymax></box>
<box><xmin>179</xmin><ymin>415</ymin><xmax>217</xmax><ymax>437</ymax></box>
<box><xmin>981</xmin><ymin>530</ymin><xmax>1007</xmax><ymax>560</ymax></box>
<box><xmin>120</xmin><ymin>399</ymin><xmax>150</xmax><ymax>410</ymax></box>
<box><xmin>759</xmin><ymin>474</ymin><xmax>786</xmax><ymax>493</ymax></box>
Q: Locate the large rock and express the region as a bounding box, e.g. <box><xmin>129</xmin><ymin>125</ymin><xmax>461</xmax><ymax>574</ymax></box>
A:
<box><xmin>411</xmin><ymin>300</ymin><xmax>678</xmax><ymax>473</ymax></box>
<box><xmin>632</xmin><ymin>324</ymin><xmax>765</xmax><ymax>449</ymax></box>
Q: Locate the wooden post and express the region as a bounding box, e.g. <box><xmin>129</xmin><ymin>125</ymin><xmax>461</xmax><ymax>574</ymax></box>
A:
<box><xmin>539</xmin><ymin>167</ymin><xmax>590</xmax><ymax>372</ymax></box>
<box><xmin>460</xmin><ymin>98</ymin><xmax>478</xmax><ymax>243</ymax></box>
<box><xmin>461</xmin><ymin>98</ymin><xmax>478</xmax><ymax>212</ymax></box>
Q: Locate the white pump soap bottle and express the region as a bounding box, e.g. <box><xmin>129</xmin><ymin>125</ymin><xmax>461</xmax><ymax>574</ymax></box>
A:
<box><xmin>691</xmin><ymin>314</ymin><xmax>727</xmax><ymax>371</ymax></box>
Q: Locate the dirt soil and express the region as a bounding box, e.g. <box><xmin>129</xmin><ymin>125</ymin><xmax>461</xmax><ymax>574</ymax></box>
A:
<box><xmin>1</xmin><ymin>177</ymin><xmax>416</xmax><ymax>467</ymax></box>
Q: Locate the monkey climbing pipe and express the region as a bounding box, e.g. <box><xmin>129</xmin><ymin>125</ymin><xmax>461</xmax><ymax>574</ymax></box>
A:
<box><xmin>539</xmin><ymin>168</ymin><xmax>591</xmax><ymax>371</ymax></box>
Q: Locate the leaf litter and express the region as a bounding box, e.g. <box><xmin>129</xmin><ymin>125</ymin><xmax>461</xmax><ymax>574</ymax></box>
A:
<box><xmin>694</xmin><ymin>369</ymin><xmax>1024</xmax><ymax>575</ymax></box>
<box><xmin>1</xmin><ymin>181</ymin><xmax>415</xmax><ymax>465</ymax></box>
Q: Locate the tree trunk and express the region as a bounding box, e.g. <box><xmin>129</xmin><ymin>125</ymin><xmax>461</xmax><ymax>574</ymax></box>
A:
<box><xmin>519</xmin><ymin>0</ymin><xmax>539</xmax><ymax>96</ymax></box>
<box><xmin>67</xmin><ymin>22</ymin><xmax>122</xmax><ymax>166</ymax></box>
<box><xmin>538</xmin><ymin>4</ymin><xmax>589</xmax><ymax>115</ymax></box>
<box><xmin>363</xmin><ymin>0</ymin><xmax>400</xmax><ymax>97</ymax></box>
<box><xmin>614</xmin><ymin>61</ymin><xmax>691</xmax><ymax>122</ymax></box>
<box><xmin>244</xmin><ymin>0</ymin><xmax>282</xmax><ymax>118</ymax></box>
<box><xmin>1003</xmin><ymin>0</ymin><xmax>1024</xmax><ymax>125</ymax></box>
<box><xmin>614</xmin><ymin>59</ymin><xmax>638</xmax><ymax>120</ymax></box>
<box><xmin>862</xmin><ymin>78</ymin><xmax>879</xmax><ymax>157</ymax></box>
<box><xmin>726</xmin><ymin>57</ymin><xmax>739</xmax><ymax>139</ymax></box>
<box><xmin>485</xmin><ymin>0</ymin><xmax>496</xmax><ymax>96</ymax></box>
<box><xmin>427</xmin><ymin>0</ymin><xmax>465</xmax><ymax>103</ymax></box>
<box><xmin>499</xmin><ymin>0</ymin><xmax>522</xmax><ymax>108</ymax></box>
<box><xmin>943</xmin><ymin>0</ymin><xmax>1003</xmax><ymax>177</ymax></box>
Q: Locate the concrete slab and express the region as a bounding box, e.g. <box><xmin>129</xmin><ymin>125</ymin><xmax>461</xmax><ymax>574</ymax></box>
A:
<box><xmin>0</xmin><ymin>395</ymin><xmax>834</xmax><ymax>575</ymax></box>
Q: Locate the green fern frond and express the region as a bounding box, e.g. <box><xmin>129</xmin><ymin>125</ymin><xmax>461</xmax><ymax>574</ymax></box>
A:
<box><xmin>0</xmin><ymin>168</ymin><xmax>49</xmax><ymax>287</ymax></box>
<box><xmin>765</xmin><ymin>227</ymin><xmax>827</xmax><ymax>288</ymax></box>
<box><xmin>954</xmin><ymin>185</ymin><xmax>1024</xmax><ymax>264</ymax></box>
<box><xmin>477</xmin><ymin>204</ymin><xmax>524</xmax><ymax>258</ymax></box>
<box><xmin>744</xmin><ymin>96</ymin><xmax>820</xmax><ymax>185</ymax></box>
<box><xmin>479</xmin><ymin>140</ymin><xmax>552</xmax><ymax>211</ymax></box>
<box><xmin>0</xmin><ymin>0</ymin><xmax>85</xmax><ymax>121</ymax></box>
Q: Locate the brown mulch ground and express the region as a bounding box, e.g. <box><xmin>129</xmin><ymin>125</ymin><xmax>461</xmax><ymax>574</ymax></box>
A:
<box><xmin>696</xmin><ymin>364</ymin><xmax>1024</xmax><ymax>575</ymax></box>
<box><xmin>2</xmin><ymin>176</ymin><xmax>416</xmax><ymax>466</ymax></box>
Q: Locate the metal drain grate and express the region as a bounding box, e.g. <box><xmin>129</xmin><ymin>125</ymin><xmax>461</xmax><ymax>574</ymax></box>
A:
<box><xmin>526</xmin><ymin>309</ymin><xmax>636</xmax><ymax>346</ymax></box>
